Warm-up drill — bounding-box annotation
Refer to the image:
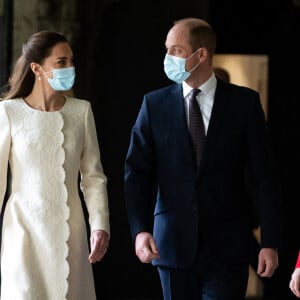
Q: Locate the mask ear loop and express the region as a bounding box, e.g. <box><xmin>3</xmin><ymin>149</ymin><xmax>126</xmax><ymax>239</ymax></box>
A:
<box><xmin>188</xmin><ymin>60</ymin><xmax>201</xmax><ymax>73</ymax></box>
<box><xmin>186</xmin><ymin>48</ymin><xmax>202</xmax><ymax>73</ymax></box>
<box><xmin>40</xmin><ymin>67</ymin><xmax>53</xmax><ymax>79</ymax></box>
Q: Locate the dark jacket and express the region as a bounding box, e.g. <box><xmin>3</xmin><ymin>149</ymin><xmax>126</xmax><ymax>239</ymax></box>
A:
<box><xmin>124</xmin><ymin>79</ymin><xmax>281</xmax><ymax>268</ymax></box>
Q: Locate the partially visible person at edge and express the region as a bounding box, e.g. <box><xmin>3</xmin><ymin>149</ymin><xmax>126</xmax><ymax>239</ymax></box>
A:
<box><xmin>124</xmin><ymin>17</ymin><xmax>281</xmax><ymax>300</ymax></box>
<box><xmin>213</xmin><ymin>66</ymin><xmax>231</xmax><ymax>83</ymax></box>
<box><xmin>289</xmin><ymin>253</ymin><xmax>300</xmax><ymax>298</ymax></box>
<box><xmin>0</xmin><ymin>31</ymin><xmax>110</xmax><ymax>300</ymax></box>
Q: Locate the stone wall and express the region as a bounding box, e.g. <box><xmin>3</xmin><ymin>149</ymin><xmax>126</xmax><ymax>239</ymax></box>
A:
<box><xmin>12</xmin><ymin>0</ymin><xmax>77</xmax><ymax>62</ymax></box>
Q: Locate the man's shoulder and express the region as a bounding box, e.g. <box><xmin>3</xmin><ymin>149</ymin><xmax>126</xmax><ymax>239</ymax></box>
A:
<box><xmin>219</xmin><ymin>80</ymin><xmax>259</xmax><ymax>97</ymax></box>
<box><xmin>145</xmin><ymin>83</ymin><xmax>181</xmax><ymax>98</ymax></box>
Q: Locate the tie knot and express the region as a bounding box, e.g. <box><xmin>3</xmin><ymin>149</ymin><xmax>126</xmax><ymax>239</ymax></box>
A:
<box><xmin>189</xmin><ymin>88</ymin><xmax>201</xmax><ymax>99</ymax></box>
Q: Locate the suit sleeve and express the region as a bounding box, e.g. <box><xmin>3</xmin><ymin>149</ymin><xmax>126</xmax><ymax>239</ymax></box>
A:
<box><xmin>246</xmin><ymin>93</ymin><xmax>281</xmax><ymax>249</ymax></box>
<box><xmin>0</xmin><ymin>103</ymin><xmax>11</xmax><ymax>211</ymax></box>
<box><xmin>79</xmin><ymin>102</ymin><xmax>110</xmax><ymax>235</ymax></box>
<box><xmin>124</xmin><ymin>96</ymin><xmax>156</xmax><ymax>240</ymax></box>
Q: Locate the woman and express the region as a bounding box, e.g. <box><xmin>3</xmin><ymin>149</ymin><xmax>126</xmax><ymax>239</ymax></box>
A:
<box><xmin>290</xmin><ymin>252</ymin><xmax>300</xmax><ymax>298</ymax></box>
<box><xmin>0</xmin><ymin>31</ymin><xmax>110</xmax><ymax>299</ymax></box>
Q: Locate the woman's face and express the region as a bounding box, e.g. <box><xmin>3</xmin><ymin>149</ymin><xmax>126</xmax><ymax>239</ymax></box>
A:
<box><xmin>40</xmin><ymin>42</ymin><xmax>74</xmax><ymax>77</ymax></box>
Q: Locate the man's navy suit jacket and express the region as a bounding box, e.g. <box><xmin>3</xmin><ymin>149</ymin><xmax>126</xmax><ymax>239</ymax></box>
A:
<box><xmin>125</xmin><ymin>79</ymin><xmax>280</xmax><ymax>268</ymax></box>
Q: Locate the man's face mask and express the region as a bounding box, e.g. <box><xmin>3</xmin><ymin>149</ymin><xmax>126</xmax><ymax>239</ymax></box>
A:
<box><xmin>163</xmin><ymin>50</ymin><xmax>200</xmax><ymax>83</ymax></box>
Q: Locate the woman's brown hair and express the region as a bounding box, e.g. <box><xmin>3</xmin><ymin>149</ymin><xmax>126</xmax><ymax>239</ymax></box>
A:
<box><xmin>1</xmin><ymin>31</ymin><xmax>68</xmax><ymax>100</ymax></box>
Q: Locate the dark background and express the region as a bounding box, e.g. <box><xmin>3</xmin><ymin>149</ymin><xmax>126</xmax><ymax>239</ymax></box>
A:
<box><xmin>1</xmin><ymin>0</ymin><xmax>300</xmax><ymax>299</ymax></box>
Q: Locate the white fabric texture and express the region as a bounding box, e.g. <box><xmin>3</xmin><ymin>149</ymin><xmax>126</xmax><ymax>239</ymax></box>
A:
<box><xmin>0</xmin><ymin>98</ymin><xmax>110</xmax><ymax>300</ymax></box>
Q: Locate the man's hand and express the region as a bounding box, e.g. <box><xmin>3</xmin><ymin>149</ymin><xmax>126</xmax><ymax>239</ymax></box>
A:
<box><xmin>257</xmin><ymin>248</ymin><xmax>278</xmax><ymax>277</ymax></box>
<box><xmin>135</xmin><ymin>232</ymin><xmax>160</xmax><ymax>263</ymax></box>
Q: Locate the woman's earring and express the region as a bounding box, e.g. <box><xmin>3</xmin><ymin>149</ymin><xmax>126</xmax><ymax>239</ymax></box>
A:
<box><xmin>38</xmin><ymin>76</ymin><xmax>41</xmax><ymax>81</ymax></box>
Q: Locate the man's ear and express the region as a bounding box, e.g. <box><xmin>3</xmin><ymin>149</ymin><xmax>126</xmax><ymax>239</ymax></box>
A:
<box><xmin>198</xmin><ymin>47</ymin><xmax>208</xmax><ymax>63</ymax></box>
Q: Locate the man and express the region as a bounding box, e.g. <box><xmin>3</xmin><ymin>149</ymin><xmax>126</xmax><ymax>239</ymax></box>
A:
<box><xmin>124</xmin><ymin>17</ymin><xmax>280</xmax><ymax>300</ymax></box>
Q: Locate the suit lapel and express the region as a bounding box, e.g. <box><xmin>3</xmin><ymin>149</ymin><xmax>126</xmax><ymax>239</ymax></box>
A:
<box><xmin>168</xmin><ymin>84</ymin><xmax>198</xmax><ymax>174</ymax></box>
<box><xmin>169</xmin><ymin>84</ymin><xmax>192</xmax><ymax>147</ymax></box>
<box><xmin>198</xmin><ymin>80</ymin><xmax>229</xmax><ymax>176</ymax></box>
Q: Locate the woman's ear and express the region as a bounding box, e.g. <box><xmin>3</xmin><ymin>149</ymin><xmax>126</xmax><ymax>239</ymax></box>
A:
<box><xmin>30</xmin><ymin>62</ymin><xmax>42</xmax><ymax>79</ymax></box>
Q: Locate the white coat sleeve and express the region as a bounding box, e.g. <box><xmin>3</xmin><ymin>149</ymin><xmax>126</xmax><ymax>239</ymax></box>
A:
<box><xmin>0</xmin><ymin>103</ymin><xmax>11</xmax><ymax>211</ymax></box>
<box><xmin>79</xmin><ymin>102</ymin><xmax>110</xmax><ymax>235</ymax></box>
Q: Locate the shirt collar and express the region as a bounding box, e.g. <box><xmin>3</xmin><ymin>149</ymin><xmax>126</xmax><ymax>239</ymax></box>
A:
<box><xmin>182</xmin><ymin>73</ymin><xmax>217</xmax><ymax>98</ymax></box>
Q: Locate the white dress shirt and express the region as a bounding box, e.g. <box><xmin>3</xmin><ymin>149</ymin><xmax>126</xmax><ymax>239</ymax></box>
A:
<box><xmin>182</xmin><ymin>73</ymin><xmax>217</xmax><ymax>134</ymax></box>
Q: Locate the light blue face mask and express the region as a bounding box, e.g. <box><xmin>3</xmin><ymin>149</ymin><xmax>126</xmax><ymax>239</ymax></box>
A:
<box><xmin>163</xmin><ymin>51</ymin><xmax>200</xmax><ymax>83</ymax></box>
<box><xmin>44</xmin><ymin>67</ymin><xmax>75</xmax><ymax>91</ymax></box>
<box><xmin>164</xmin><ymin>55</ymin><xmax>191</xmax><ymax>83</ymax></box>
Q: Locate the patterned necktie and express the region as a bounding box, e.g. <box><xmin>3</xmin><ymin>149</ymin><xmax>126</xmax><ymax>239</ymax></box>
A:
<box><xmin>187</xmin><ymin>88</ymin><xmax>206</xmax><ymax>167</ymax></box>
